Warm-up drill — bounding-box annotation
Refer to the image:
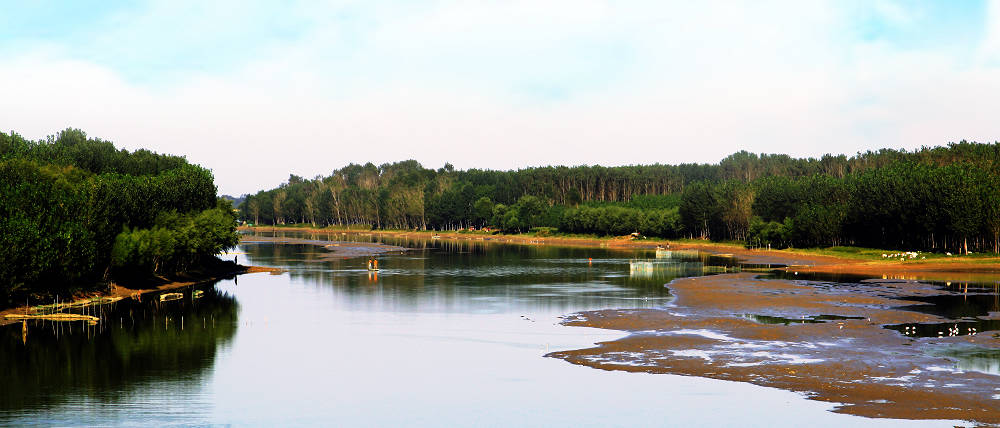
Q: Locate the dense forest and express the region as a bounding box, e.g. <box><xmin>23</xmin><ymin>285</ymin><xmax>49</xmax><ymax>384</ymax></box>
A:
<box><xmin>240</xmin><ymin>142</ymin><xmax>1000</xmax><ymax>254</ymax></box>
<box><xmin>0</xmin><ymin>129</ymin><xmax>239</xmax><ymax>303</ymax></box>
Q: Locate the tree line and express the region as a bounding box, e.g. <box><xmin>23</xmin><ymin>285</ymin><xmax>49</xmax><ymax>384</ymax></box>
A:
<box><xmin>0</xmin><ymin>129</ymin><xmax>239</xmax><ymax>303</ymax></box>
<box><xmin>240</xmin><ymin>141</ymin><xmax>1000</xmax><ymax>255</ymax></box>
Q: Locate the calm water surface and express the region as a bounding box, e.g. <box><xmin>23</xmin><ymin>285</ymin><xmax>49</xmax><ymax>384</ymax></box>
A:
<box><xmin>0</xmin><ymin>232</ymin><xmax>961</xmax><ymax>426</ymax></box>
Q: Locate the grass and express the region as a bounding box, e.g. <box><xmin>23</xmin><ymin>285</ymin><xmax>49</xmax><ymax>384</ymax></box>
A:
<box><xmin>788</xmin><ymin>246</ymin><xmax>895</xmax><ymax>261</ymax></box>
<box><xmin>784</xmin><ymin>246</ymin><xmax>1000</xmax><ymax>263</ymax></box>
<box><xmin>670</xmin><ymin>238</ymin><xmax>746</xmax><ymax>248</ymax></box>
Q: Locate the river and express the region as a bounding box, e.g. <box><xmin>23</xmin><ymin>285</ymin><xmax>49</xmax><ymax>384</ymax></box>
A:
<box><xmin>0</xmin><ymin>231</ymin><xmax>970</xmax><ymax>426</ymax></box>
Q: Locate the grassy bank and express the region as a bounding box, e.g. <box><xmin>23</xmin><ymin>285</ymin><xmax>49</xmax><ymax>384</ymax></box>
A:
<box><xmin>239</xmin><ymin>224</ymin><xmax>1000</xmax><ymax>269</ymax></box>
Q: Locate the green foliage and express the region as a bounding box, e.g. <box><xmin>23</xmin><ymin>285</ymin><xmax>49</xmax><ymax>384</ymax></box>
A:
<box><xmin>0</xmin><ymin>160</ymin><xmax>96</xmax><ymax>296</ymax></box>
<box><xmin>514</xmin><ymin>195</ymin><xmax>547</xmax><ymax>230</ymax></box>
<box><xmin>472</xmin><ymin>197</ymin><xmax>494</xmax><ymax>226</ymax></box>
<box><xmin>678</xmin><ymin>181</ymin><xmax>719</xmax><ymax>239</ymax></box>
<box><xmin>628</xmin><ymin>194</ymin><xmax>681</xmax><ymax>210</ymax></box>
<box><xmin>584</xmin><ymin>194</ymin><xmax>680</xmax><ymax>210</ymax></box>
<box><xmin>239</xmin><ymin>140</ymin><xmax>1000</xmax><ymax>254</ymax></box>
<box><xmin>0</xmin><ymin>129</ymin><xmax>236</xmax><ymax>302</ymax></box>
<box><xmin>111</xmin><ymin>207</ymin><xmax>239</xmax><ymax>277</ymax></box>
<box><xmin>529</xmin><ymin>227</ymin><xmax>558</xmax><ymax>236</ymax></box>
<box><xmin>748</xmin><ymin>217</ymin><xmax>791</xmax><ymax>249</ymax></box>
<box><xmin>561</xmin><ymin>205</ymin><xmax>680</xmax><ymax>238</ymax></box>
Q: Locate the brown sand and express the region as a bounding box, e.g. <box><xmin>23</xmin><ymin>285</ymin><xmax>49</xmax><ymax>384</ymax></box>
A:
<box><xmin>548</xmin><ymin>273</ymin><xmax>1000</xmax><ymax>424</ymax></box>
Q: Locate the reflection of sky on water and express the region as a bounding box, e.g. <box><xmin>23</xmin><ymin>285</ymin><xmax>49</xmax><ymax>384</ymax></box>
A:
<box><xmin>0</xmin><ymin>232</ymin><xmax>956</xmax><ymax>426</ymax></box>
<box><xmin>239</xmin><ymin>238</ymin><xmax>680</xmax><ymax>315</ymax></box>
<box><xmin>929</xmin><ymin>345</ymin><xmax>1000</xmax><ymax>376</ymax></box>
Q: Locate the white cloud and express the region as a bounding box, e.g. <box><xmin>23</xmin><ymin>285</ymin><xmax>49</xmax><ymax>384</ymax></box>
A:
<box><xmin>1</xmin><ymin>1</ymin><xmax>998</xmax><ymax>196</ymax></box>
<box><xmin>981</xmin><ymin>0</ymin><xmax>1000</xmax><ymax>64</ymax></box>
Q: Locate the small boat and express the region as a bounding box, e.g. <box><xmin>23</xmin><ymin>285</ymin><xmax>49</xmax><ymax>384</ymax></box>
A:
<box><xmin>192</xmin><ymin>290</ymin><xmax>204</xmax><ymax>299</ymax></box>
<box><xmin>159</xmin><ymin>292</ymin><xmax>183</xmax><ymax>302</ymax></box>
<box><xmin>6</xmin><ymin>313</ymin><xmax>100</xmax><ymax>325</ymax></box>
<box><xmin>431</xmin><ymin>235</ymin><xmax>441</xmax><ymax>239</ymax></box>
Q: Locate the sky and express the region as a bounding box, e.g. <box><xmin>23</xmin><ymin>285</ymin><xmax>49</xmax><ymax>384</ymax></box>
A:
<box><xmin>1</xmin><ymin>0</ymin><xmax>999</xmax><ymax>196</ymax></box>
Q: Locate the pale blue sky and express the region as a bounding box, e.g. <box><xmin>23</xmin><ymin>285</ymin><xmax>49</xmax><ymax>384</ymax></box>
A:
<box><xmin>1</xmin><ymin>1</ymin><xmax>998</xmax><ymax>195</ymax></box>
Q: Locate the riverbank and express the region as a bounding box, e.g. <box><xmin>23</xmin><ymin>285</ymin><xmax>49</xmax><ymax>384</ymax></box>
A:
<box><xmin>239</xmin><ymin>225</ymin><xmax>1000</xmax><ymax>277</ymax></box>
<box><xmin>0</xmin><ymin>260</ymin><xmax>281</xmax><ymax>326</ymax></box>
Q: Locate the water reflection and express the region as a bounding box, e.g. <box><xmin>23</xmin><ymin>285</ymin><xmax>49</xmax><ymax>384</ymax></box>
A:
<box><xmin>894</xmin><ymin>293</ymin><xmax>1000</xmax><ymax>319</ymax></box>
<box><xmin>240</xmin><ymin>236</ymin><xmax>691</xmax><ymax>314</ymax></box>
<box><xmin>628</xmin><ymin>260</ymin><xmax>707</xmax><ymax>278</ymax></box>
<box><xmin>0</xmin><ymin>284</ymin><xmax>238</xmax><ymax>420</ymax></box>
<box><xmin>765</xmin><ymin>271</ymin><xmax>1000</xmax><ymax>323</ymax></box>
<box><xmin>885</xmin><ymin>319</ymin><xmax>1000</xmax><ymax>338</ymax></box>
<box><xmin>764</xmin><ymin>270</ymin><xmax>874</xmax><ymax>284</ymax></box>
<box><xmin>741</xmin><ymin>314</ymin><xmax>864</xmax><ymax>325</ymax></box>
<box><xmin>930</xmin><ymin>345</ymin><xmax>1000</xmax><ymax>375</ymax></box>
<box><xmin>0</xmin><ymin>230</ymin><xmax>966</xmax><ymax>426</ymax></box>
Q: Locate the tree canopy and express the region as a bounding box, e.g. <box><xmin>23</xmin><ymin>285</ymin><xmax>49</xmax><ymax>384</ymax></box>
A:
<box><xmin>240</xmin><ymin>140</ymin><xmax>1000</xmax><ymax>255</ymax></box>
<box><xmin>0</xmin><ymin>129</ymin><xmax>239</xmax><ymax>303</ymax></box>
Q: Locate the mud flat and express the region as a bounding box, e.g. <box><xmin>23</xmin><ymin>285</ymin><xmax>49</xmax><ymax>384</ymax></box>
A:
<box><xmin>547</xmin><ymin>272</ymin><xmax>1000</xmax><ymax>424</ymax></box>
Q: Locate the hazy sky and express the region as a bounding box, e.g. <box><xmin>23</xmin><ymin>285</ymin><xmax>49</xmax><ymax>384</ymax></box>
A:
<box><xmin>2</xmin><ymin>1</ymin><xmax>998</xmax><ymax>196</ymax></box>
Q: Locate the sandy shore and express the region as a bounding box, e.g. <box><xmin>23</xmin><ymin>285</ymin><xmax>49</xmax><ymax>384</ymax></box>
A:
<box><xmin>546</xmin><ymin>273</ymin><xmax>1000</xmax><ymax>424</ymax></box>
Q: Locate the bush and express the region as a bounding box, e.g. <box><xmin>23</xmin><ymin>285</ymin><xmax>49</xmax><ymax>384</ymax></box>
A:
<box><xmin>530</xmin><ymin>227</ymin><xmax>558</xmax><ymax>236</ymax></box>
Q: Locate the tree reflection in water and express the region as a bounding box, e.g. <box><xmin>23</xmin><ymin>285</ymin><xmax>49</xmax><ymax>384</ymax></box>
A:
<box><xmin>0</xmin><ymin>283</ymin><xmax>238</xmax><ymax>413</ymax></box>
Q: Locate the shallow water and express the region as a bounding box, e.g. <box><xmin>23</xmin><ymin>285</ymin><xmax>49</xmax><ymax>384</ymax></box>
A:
<box><xmin>0</xmin><ymin>233</ymin><xmax>963</xmax><ymax>426</ymax></box>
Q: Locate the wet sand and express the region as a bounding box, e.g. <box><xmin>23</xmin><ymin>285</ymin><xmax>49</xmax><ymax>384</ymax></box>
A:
<box><xmin>547</xmin><ymin>273</ymin><xmax>1000</xmax><ymax>424</ymax></box>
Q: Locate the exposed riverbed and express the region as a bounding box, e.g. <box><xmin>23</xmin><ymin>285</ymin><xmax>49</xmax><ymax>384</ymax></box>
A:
<box><xmin>548</xmin><ymin>273</ymin><xmax>1000</xmax><ymax>424</ymax></box>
